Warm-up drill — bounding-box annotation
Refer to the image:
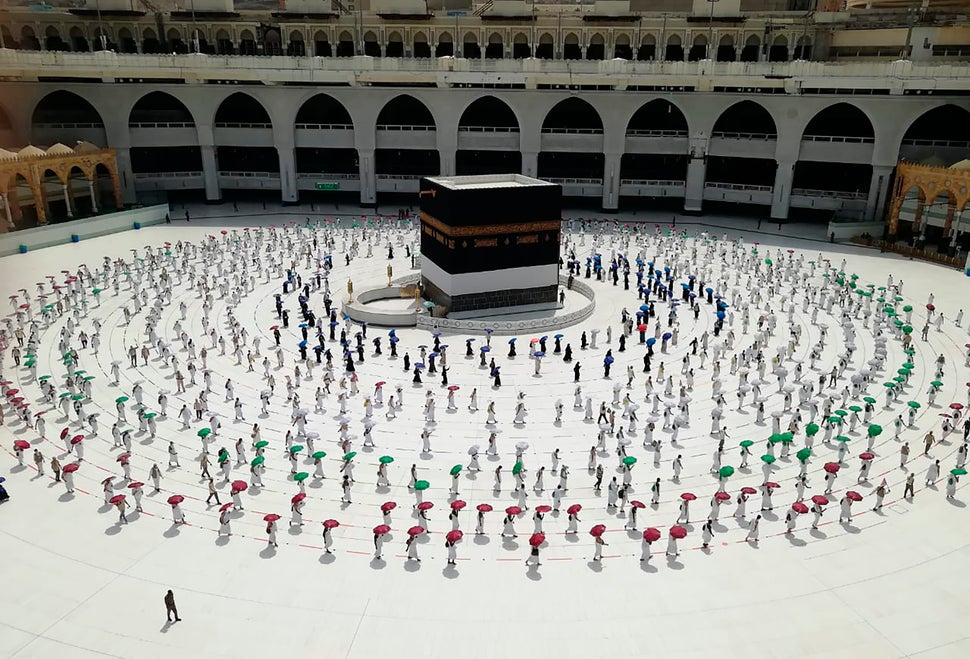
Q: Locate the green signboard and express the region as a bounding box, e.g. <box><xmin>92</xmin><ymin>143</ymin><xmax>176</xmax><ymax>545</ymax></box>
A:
<box><xmin>315</xmin><ymin>182</ymin><xmax>340</xmax><ymax>190</ymax></box>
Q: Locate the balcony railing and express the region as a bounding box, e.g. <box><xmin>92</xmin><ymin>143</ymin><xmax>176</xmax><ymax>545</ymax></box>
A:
<box><xmin>129</xmin><ymin>121</ymin><xmax>195</xmax><ymax>128</ymax></box>
<box><xmin>34</xmin><ymin>122</ymin><xmax>104</xmax><ymax>129</ymax></box>
<box><xmin>801</xmin><ymin>135</ymin><xmax>875</xmax><ymax>144</ymax></box>
<box><xmin>541</xmin><ymin>128</ymin><xmax>604</xmax><ymax>135</ymax></box>
<box><xmin>712</xmin><ymin>131</ymin><xmax>776</xmax><ymax>141</ymax></box>
<box><xmin>215</xmin><ymin>122</ymin><xmax>272</xmax><ymax>129</ymax></box>
<box><xmin>295</xmin><ymin>123</ymin><xmax>354</xmax><ymax>130</ymax></box>
<box><xmin>296</xmin><ymin>173</ymin><xmax>359</xmax><ymax>180</ymax></box>
<box><xmin>626</xmin><ymin>130</ymin><xmax>689</xmax><ymax>138</ymax></box>
<box><xmin>620</xmin><ymin>179</ymin><xmax>686</xmax><ymax>187</ymax></box>
<box><xmin>219</xmin><ymin>171</ymin><xmax>279</xmax><ymax>178</ymax></box>
<box><xmin>705</xmin><ymin>182</ymin><xmax>773</xmax><ymax>192</ymax></box>
<box><xmin>458</xmin><ymin>126</ymin><xmax>519</xmax><ymax>133</ymax></box>
<box><xmin>376</xmin><ymin>174</ymin><xmax>426</xmax><ymax>180</ymax></box>
<box><xmin>376</xmin><ymin>125</ymin><xmax>435</xmax><ymax>132</ymax></box>
<box><xmin>901</xmin><ymin>138</ymin><xmax>970</xmax><ymax>148</ymax></box>
<box><xmin>792</xmin><ymin>188</ymin><xmax>867</xmax><ymax>200</ymax></box>
<box><xmin>134</xmin><ymin>171</ymin><xmax>202</xmax><ymax>178</ymax></box>
<box><xmin>544</xmin><ymin>177</ymin><xmax>603</xmax><ymax>185</ymax></box>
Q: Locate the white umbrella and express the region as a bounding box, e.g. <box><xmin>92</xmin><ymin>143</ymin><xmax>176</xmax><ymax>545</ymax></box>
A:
<box><xmin>467</xmin><ymin>445</ymin><xmax>480</xmax><ymax>455</ymax></box>
<box><xmin>618</xmin><ymin>437</ymin><xmax>632</xmax><ymax>446</ymax></box>
<box><xmin>305</xmin><ymin>431</ymin><xmax>320</xmax><ymax>440</ymax></box>
<box><xmin>515</xmin><ymin>441</ymin><xmax>529</xmax><ymax>451</ymax></box>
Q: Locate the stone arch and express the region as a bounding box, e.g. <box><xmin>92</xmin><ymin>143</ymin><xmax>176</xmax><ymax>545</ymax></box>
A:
<box><xmin>769</xmin><ymin>34</ymin><xmax>789</xmax><ymax>62</ymax></box>
<box><xmin>295</xmin><ymin>93</ymin><xmax>354</xmax><ymax>129</ymax></box>
<box><xmin>69</xmin><ymin>26</ymin><xmax>89</xmax><ymax>52</ymax></box>
<box><xmin>512</xmin><ymin>32</ymin><xmax>530</xmax><ymax>59</ymax></box>
<box><xmin>32</xmin><ymin>90</ymin><xmax>105</xmax><ymax>129</ymax></box>
<box><xmin>665</xmin><ymin>33</ymin><xmax>684</xmax><ymax>61</ymax></box>
<box><xmin>387</xmin><ymin>30</ymin><xmax>404</xmax><ymax>57</ymax></box>
<box><xmin>376</xmin><ymin>95</ymin><xmax>436</xmax><ymax>129</ymax></box>
<box><xmin>486</xmin><ymin>31</ymin><xmax>503</xmax><ymax>59</ymax></box>
<box><xmin>413</xmin><ymin>30</ymin><xmax>430</xmax><ymax>58</ymax></box>
<box><xmin>458</xmin><ymin>96</ymin><xmax>521</xmax><ymax>132</ymax></box>
<box><xmin>542</xmin><ymin>97</ymin><xmax>603</xmax><ymax>132</ymax></box>
<box><xmin>364</xmin><ymin>30</ymin><xmax>381</xmax><ymax>57</ymax></box>
<box><xmin>625</xmin><ymin>99</ymin><xmax>690</xmax><ymax>136</ymax></box>
<box><xmin>712</xmin><ymin>100</ymin><xmax>777</xmax><ymax>137</ymax></box>
<box><xmin>587</xmin><ymin>32</ymin><xmax>605</xmax><ymax>60</ymax></box>
<box><xmin>129</xmin><ymin>91</ymin><xmax>196</xmax><ymax>126</ymax></box>
<box><xmin>563</xmin><ymin>32</ymin><xmax>581</xmax><ymax>60</ymax></box>
<box><xmin>436</xmin><ymin>31</ymin><xmax>453</xmax><ymax>57</ymax></box>
<box><xmin>613</xmin><ymin>33</ymin><xmax>632</xmax><ymax>59</ymax></box>
<box><xmin>901</xmin><ymin>104</ymin><xmax>970</xmax><ymax>147</ymax></box>
<box><xmin>741</xmin><ymin>33</ymin><xmax>760</xmax><ymax>61</ymax></box>
<box><xmin>802</xmin><ymin>102</ymin><xmax>875</xmax><ymax>140</ymax></box>
<box><xmin>213</xmin><ymin>91</ymin><xmax>272</xmax><ymax>127</ymax></box>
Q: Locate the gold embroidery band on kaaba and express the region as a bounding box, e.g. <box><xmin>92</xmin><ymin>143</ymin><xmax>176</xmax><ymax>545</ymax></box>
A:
<box><xmin>420</xmin><ymin>212</ymin><xmax>560</xmax><ymax>238</ymax></box>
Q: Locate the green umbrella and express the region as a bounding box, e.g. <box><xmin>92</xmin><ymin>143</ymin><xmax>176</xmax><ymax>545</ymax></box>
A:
<box><xmin>144</xmin><ymin>412</ymin><xmax>157</xmax><ymax>419</ymax></box>
<box><xmin>342</xmin><ymin>451</ymin><xmax>356</xmax><ymax>461</ymax></box>
<box><xmin>39</xmin><ymin>375</ymin><xmax>51</xmax><ymax>381</ymax></box>
<box><xmin>893</xmin><ymin>376</ymin><xmax>906</xmax><ymax>384</ymax></box>
<box><xmin>902</xmin><ymin>305</ymin><xmax>913</xmax><ymax>312</ymax></box>
<box><xmin>761</xmin><ymin>454</ymin><xmax>776</xmax><ymax>464</ymax></box>
<box><xmin>414</xmin><ymin>480</ymin><xmax>430</xmax><ymax>491</ymax></box>
<box><xmin>623</xmin><ymin>456</ymin><xmax>638</xmax><ymax>466</ymax></box>
<box><xmin>218</xmin><ymin>452</ymin><xmax>229</xmax><ymax>464</ymax></box>
<box><xmin>834</xmin><ymin>409</ymin><xmax>848</xmax><ymax>416</ymax></box>
<box><xmin>450</xmin><ymin>464</ymin><xmax>463</xmax><ymax>476</ymax></box>
<box><xmin>952</xmin><ymin>468</ymin><xmax>968</xmax><ymax>476</ymax></box>
<box><xmin>848</xmin><ymin>405</ymin><xmax>862</xmax><ymax>413</ymax></box>
<box><xmin>71</xmin><ymin>393</ymin><xmax>85</xmax><ymax>401</ymax></box>
<box><xmin>62</xmin><ymin>351</ymin><xmax>73</xmax><ymax>359</ymax></box>
<box><xmin>902</xmin><ymin>324</ymin><xmax>913</xmax><ymax>334</ymax></box>
<box><xmin>294</xmin><ymin>472</ymin><xmax>309</xmax><ymax>482</ymax></box>
<box><xmin>255</xmin><ymin>440</ymin><xmax>269</xmax><ymax>449</ymax></box>
<box><xmin>289</xmin><ymin>445</ymin><xmax>304</xmax><ymax>454</ymax></box>
<box><xmin>379</xmin><ymin>455</ymin><xmax>394</xmax><ymax>464</ymax></box>
<box><xmin>740</xmin><ymin>440</ymin><xmax>755</xmax><ymax>448</ymax></box>
<box><xmin>828</xmin><ymin>416</ymin><xmax>843</xmax><ymax>424</ymax></box>
<box><xmin>74</xmin><ymin>370</ymin><xmax>85</xmax><ymax>375</ymax></box>
<box><xmin>779</xmin><ymin>432</ymin><xmax>794</xmax><ymax>444</ymax></box>
<box><xmin>836</xmin><ymin>435</ymin><xmax>851</xmax><ymax>443</ymax></box>
<box><xmin>930</xmin><ymin>381</ymin><xmax>943</xmax><ymax>388</ymax></box>
<box><xmin>512</xmin><ymin>461</ymin><xmax>524</xmax><ymax>475</ymax></box>
<box><xmin>59</xmin><ymin>392</ymin><xmax>71</xmax><ymax>399</ymax></box>
<box><xmin>902</xmin><ymin>362</ymin><xmax>914</xmax><ymax>370</ymax></box>
<box><xmin>867</xmin><ymin>424</ymin><xmax>883</xmax><ymax>437</ymax></box>
<box><xmin>907</xmin><ymin>401</ymin><xmax>921</xmax><ymax>409</ymax></box>
<box><xmin>893</xmin><ymin>320</ymin><xmax>903</xmax><ymax>328</ymax></box>
<box><xmin>769</xmin><ymin>434</ymin><xmax>784</xmax><ymax>444</ymax></box>
<box><xmin>115</xmin><ymin>396</ymin><xmax>129</xmax><ymax>403</ymax></box>
<box><xmin>24</xmin><ymin>359</ymin><xmax>36</xmax><ymax>367</ymax></box>
<box><xmin>83</xmin><ymin>375</ymin><xmax>95</xmax><ymax>381</ymax></box>
<box><xmin>718</xmin><ymin>465</ymin><xmax>734</xmax><ymax>479</ymax></box>
<box><xmin>251</xmin><ymin>456</ymin><xmax>265</xmax><ymax>467</ymax></box>
<box><xmin>796</xmin><ymin>448</ymin><xmax>812</xmax><ymax>463</ymax></box>
<box><xmin>897</xmin><ymin>368</ymin><xmax>911</xmax><ymax>376</ymax></box>
<box><xmin>197</xmin><ymin>428</ymin><xmax>212</xmax><ymax>437</ymax></box>
<box><xmin>863</xmin><ymin>396</ymin><xmax>876</xmax><ymax>404</ymax></box>
<box><xmin>765</xmin><ymin>258</ymin><xmax>772</xmax><ymax>266</ymax></box>
<box><xmin>312</xmin><ymin>451</ymin><xmax>327</xmax><ymax>460</ymax></box>
<box><xmin>805</xmin><ymin>423</ymin><xmax>820</xmax><ymax>436</ymax></box>
<box><xmin>904</xmin><ymin>348</ymin><xmax>916</xmax><ymax>356</ymax></box>
<box><xmin>883</xmin><ymin>382</ymin><xmax>896</xmax><ymax>388</ymax></box>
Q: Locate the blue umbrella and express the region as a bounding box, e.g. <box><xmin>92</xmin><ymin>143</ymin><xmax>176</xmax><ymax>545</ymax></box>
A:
<box><xmin>681</xmin><ymin>283</ymin><xmax>690</xmax><ymax>289</ymax></box>
<box><xmin>639</xmin><ymin>305</ymin><xmax>649</xmax><ymax>312</ymax></box>
<box><xmin>534</xmin><ymin>351</ymin><xmax>545</xmax><ymax>358</ymax></box>
<box><xmin>389</xmin><ymin>329</ymin><xmax>396</xmax><ymax>336</ymax></box>
<box><xmin>389</xmin><ymin>336</ymin><xmax>399</xmax><ymax>344</ymax></box>
<box><xmin>298</xmin><ymin>340</ymin><xmax>308</xmax><ymax>348</ymax></box>
<box><xmin>439</xmin><ymin>345</ymin><xmax>448</xmax><ymax>350</ymax></box>
<box><xmin>414</xmin><ymin>363</ymin><xmax>425</xmax><ymax>369</ymax></box>
<box><xmin>480</xmin><ymin>345</ymin><xmax>491</xmax><ymax>352</ymax></box>
<box><xmin>662</xmin><ymin>332</ymin><xmax>672</xmax><ymax>340</ymax></box>
<box><xmin>540</xmin><ymin>336</ymin><xmax>547</xmax><ymax>341</ymax></box>
<box><xmin>716</xmin><ymin>310</ymin><xmax>726</xmax><ymax>319</ymax></box>
<box><xmin>299</xmin><ymin>323</ymin><xmax>308</xmax><ymax>328</ymax></box>
<box><xmin>646</xmin><ymin>338</ymin><xmax>656</xmax><ymax>347</ymax></box>
<box><xmin>433</xmin><ymin>332</ymin><xmax>441</xmax><ymax>338</ymax></box>
<box><xmin>705</xmin><ymin>287</ymin><xmax>713</xmax><ymax>294</ymax></box>
<box><xmin>329</xmin><ymin>321</ymin><xmax>339</xmax><ymax>327</ymax></box>
<box><xmin>604</xmin><ymin>355</ymin><xmax>614</xmax><ymax>365</ymax></box>
<box><xmin>430</xmin><ymin>352</ymin><xmax>440</xmax><ymax>359</ymax></box>
<box><xmin>553</xmin><ymin>334</ymin><xmax>564</xmax><ymax>339</ymax></box>
<box><xmin>508</xmin><ymin>338</ymin><xmax>517</xmax><ymax>344</ymax></box>
<box><xmin>484</xmin><ymin>328</ymin><xmax>493</xmax><ymax>334</ymax></box>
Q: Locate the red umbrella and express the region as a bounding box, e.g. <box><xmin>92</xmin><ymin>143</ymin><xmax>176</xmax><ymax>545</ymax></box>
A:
<box><xmin>669</xmin><ymin>525</ymin><xmax>687</xmax><ymax>539</ymax></box>
<box><xmin>13</xmin><ymin>439</ymin><xmax>30</xmax><ymax>450</ymax></box>
<box><xmin>714</xmin><ymin>492</ymin><xmax>731</xmax><ymax>502</ymax></box>
<box><xmin>5</xmin><ymin>389</ymin><xmax>19</xmax><ymax>397</ymax></box>
<box><xmin>791</xmin><ymin>502</ymin><xmax>809</xmax><ymax>514</ymax></box>
<box><xmin>566</xmin><ymin>504</ymin><xmax>582</xmax><ymax>514</ymax></box>
<box><xmin>60</xmin><ymin>428</ymin><xmax>70</xmax><ymax>440</ymax></box>
<box><xmin>680</xmin><ymin>492</ymin><xmax>696</xmax><ymax>501</ymax></box>
<box><xmin>447</xmin><ymin>385</ymin><xmax>460</xmax><ymax>392</ymax></box>
<box><xmin>167</xmin><ymin>495</ymin><xmax>184</xmax><ymax>505</ymax></box>
<box><xmin>220</xmin><ymin>503</ymin><xmax>234</xmax><ymax>512</ymax></box>
<box><xmin>373</xmin><ymin>524</ymin><xmax>391</xmax><ymax>535</ymax></box>
<box><xmin>269</xmin><ymin>325</ymin><xmax>279</xmax><ymax>331</ymax></box>
<box><xmin>846</xmin><ymin>491</ymin><xmax>863</xmax><ymax>502</ymax></box>
<box><xmin>927</xmin><ymin>303</ymin><xmax>935</xmax><ymax>311</ymax></box>
<box><xmin>323</xmin><ymin>519</ymin><xmax>340</xmax><ymax>529</ymax></box>
<box><xmin>764</xmin><ymin>482</ymin><xmax>780</xmax><ymax>489</ymax></box>
<box><xmin>529</xmin><ymin>532</ymin><xmax>545</xmax><ymax>547</ymax></box>
<box><xmin>446</xmin><ymin>530</ymin><xmax>464</xmax><ymax>542</ymax></box>
<box><xmin>231</xmin><ymin>480</ymin><xmax>248</xmax><ymax>493</ymax></box>
<box><xmin>62</xmin><ymin>463</ymin><xmax>80</xmax><ymax>473</ymax></box>
<box><xmin>823</xmin><ymin>462</ymin><xmax>840</xmax><ymax>474</ymax></box>
<box><xmin>407</xmin><ymin>526</ymin><xmax>425</xmax><ymax>536</ymax></box>
<box><xmin>375</xmin><ymin>381</ymin><xmax>387</xmax><ymax>387</ymax></box>
<box><xmin>381</xmin><ymin>501</ymin><xmax>397</xmax><ymax>513</ymax></box>
<box><xmin>505</xmin><ymin>506</ymin><xmax>522</xmax><ymax>515</ymax></box>
<box><xmin>740</xmin><ymin>486</ymin><xmax>757</xmax><ymax>495</ymax></box>
<box><xmin>263</xmin><ymin>513</ymin><xmax>281</xmax><ymax>522</ymax></box>
<box><xmin>70</xmin><ymin>435</ymin><xmax>84</xmax><ymax>445</ymax></box>
<box><xmin>8</xmin><ymin>397</ymin><xmax>24</xmax><ymax>405</ymax></box>
<box><xmin>291</xmin><ymin>493</ymin><xmax>307</xmax><ymax>504</ymax></box>
<box><xmin>590</xmin><ymin>524</ymin><xmax>607</xmax><ymax>537</ymax></box>
<box><xmin>642</xmin><ymin>527</ymin><xmax>661</xmax><ymax>542</ymax></box>
<box><xmin>811</xmin><ymin>495</ymin><xmax>829</xmax><ymax>506</ymax></box>
<box><xmin>417</xmin><ymin>501</ymin><xmax>434</xmax><ymax>511</ymax></box>
<box><xmin>109</xmin><ymin>494</ymin><xmax>126</xmax><ymax>504</ymax></box>
<box><xmin>859</xmin><ymin>452</ymin><xmax>875</xmax><ymax>461</ymax></box>
<box><xmin>950</xmin><ymin>403</ymin><xmax>964</xmax><ymax>410</ymax></box>
<box><xmin>116</xmin><ymin>453</ymin><xmax>131</xmax><ymax>462</ymax></box>
<box><xmin>450</xmin><ymin>500</ymin><xmax>467</xmax><ymax>510</ymax></box>
<box><xmin>127</xmin><ymin>481</ymin><xmax>144</xmax><ymax>489</ymax></box>
<box><xmin>535</xmin><ymin>504</ymin><xmax>552</xmax><ymax>513</ymax></box>
<box><xmin>637</xmin><ymin>323</ymin><xmax>647</xmax><ymax>332</ymax></box>
<box><xmin>476</xmin><ymin>503</ymin><xmax>493</xmax><ymax>513</ymax></box>
<box><xmin>101</xmin><ymin>476</ymin><xmax>114</xmax><ymax>485</ymax></box>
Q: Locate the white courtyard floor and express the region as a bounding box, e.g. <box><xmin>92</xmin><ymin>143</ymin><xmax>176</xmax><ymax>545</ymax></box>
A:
<box><xmin>2</xmin><ymin>201</ymin><xmax>970</xmax><ymax>659</ymax></box>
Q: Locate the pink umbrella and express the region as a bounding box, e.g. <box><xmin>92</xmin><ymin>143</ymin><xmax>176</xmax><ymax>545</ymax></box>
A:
<box><xmin>505</xmin><ymin>506</ymin><xmax>523</xmax><ymax>516</ymax></box>
<box><xmin>740</xmin><ymin>486</ymin><xmax>757</xmax><ymax>495</ymax></box>
<box><xmin>811</xmin><ymin>495</ymin><xmax>830</xmax><ymax>506</ymax></box>
<box><xmin>109</xmin><ymin>494</ymin><xmax>126</xmax><ymax>505</ymax></box>
<box><xmin>950</xmin><ymin>403</ymin><xmax>964</xmax><ymax>410</ymax></box>
<box><xmin>381</xmin><ymin>501</ymin><xmax>397</xmax><ymax>513</ymax></box>
<box><xmin>630</xmin><ymin>500</ymin><xmax>646</xmax><ymax>508</ymax></box>
<box><xmin>127</xmin><ymin>481</ymin><xmax>144</xmax><ymax>489</ymax></box>
<box><xmin>407</xmin><ymin>526</ymin><xmax>425</xmax><ymax>536</ymax></box>
<box><xmin>167</xmin><ymin>495</ymin><xmax>184</xmax><ymax>505</ymax></box>
<box><xmin>680</xmin><ymin>492</ymin><xmax>697</xmax><ymax>501</ymax></box>
<box><xmin>373</xmin><ymin>524</ymin><xmax>390</xmax><ymax>535</ymax></box>
<box><xmin>791</xmin><ymin>502</ymin><xmax>809</xmax><ymax>514</ymax></box>
<box><xmin>220</xmin><ymin>503</ymin><xmax>234</xmax><ymax>512</ymax></box>
<box><xmin>446</xmin><ymin>530</ymin><xmax>463</xmax><ymax>543</ymax></box>
<box><xmin>846</xmin><ymin>491</ymin><xmax>863</xmax><ymax>502</ymax></box>
<box><xmin>13</xmin><ymin>439</ymin><xmax>30</xmax><ymax>450</ymax></box>
<box><xmin>450</xmin><ymin>500</ymin><xmax>467</xmax><ymax>510</ymax></box>
<box><xmin>714</xmin><ymin>492</ymin><xmax>731</xmax><ymax>502</ymax></box>
<box><xmin>231</xmin><ymin>480</ymin><xmax>248</xmax><ymax>493</ymax></box>
<box><xmin>417</xmin><ymin>501</ymin><xmax>434</xmax><ymax>511</ymax></box>
<box><xmin>859</xmin><ymin>452</ymin><xmax>875</xmax><ymax>461</ymax></box>
<box><xmin>323</xmin><ymin>519</ymin><xmax>340</xmax><ymax>529</ymax></box>
<box><xmin>567</xmin><ymin>504</ymin><xmax>582</xmax><ymax>514</ymax></box>
<box><xmin>476</xmin><ymin>503</ymin><xmax>493</xmax><ymax>513</ymax></box>
<box><xmin>529</xmin><ymin>532</ymin><xmax>545</xmax><ymax>547</ymax></box>
<box><xmin>536</xmin><ymin>504</ymin><xmax>552</xmax><ymax>513</ymax></box>
<box><xmin>291</xmin><ymin>493</ymin><xmax>307</xmax><ymax>504</ymax></box>
<box><xmin>643</xmin><ymin>528</ymin><xmax>661</xmax><ymax>542</ymax></box>
<box><xmin>263</xmin><ymin>513</ymin><xmax>281</xmax><ymax>522</ymax></box>
<box><xmin>590</xmin><ymin>524</ymin><xmax>607</xmax><ymax>537</ymax></box>
<box><xmin>116</xmin><ymin>453</ymin><xmax>131</xmax><ymax>462</ymax></box>
<box><xmin>764</xmin><ymin>481</ymin><xmax>780</xmax><ymax>489</ymax></box>
<box><xmin>823</xmin><ymin>462</ymin><xmax>840</xmax><ymax>474</ymax></box>
<box><xmin>62</xmin><ymin>462</ymin><xmax>80</xmax><ymax>473</ymax></box>
<box><xmin>70</xmin><ymin>435</ymin><xmax>84</xmax><ymax>445</ymax></box>
<box><xmin>669</xmin><ymin>525</ymin><xmax>687</xmax><ymax>539</ymax></box>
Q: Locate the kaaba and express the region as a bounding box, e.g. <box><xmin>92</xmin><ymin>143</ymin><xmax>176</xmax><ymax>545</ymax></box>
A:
<box><xmin>418</xmin><ymin>174</ymin><xmax>562</xmax><ymax>316</ymax></box>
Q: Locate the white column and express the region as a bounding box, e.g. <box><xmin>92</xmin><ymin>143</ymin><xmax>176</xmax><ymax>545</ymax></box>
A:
<box><xmin>602</xmin><ymin>152</ymin><xmax>621</xmax><ymax>211</ymax></box>
<box><xmin>770</xmin><ymin>161</ymin><xmax>794</xmax><ymax>220</ymax></box>
<box><xmin>88</xmin><ymin>180</ymin><xmax>98</xmax><ymax>213</ymax></box>
<box><xmin>521</xmin><ymin>151</ymin><xmax>538</xmax><ymax>178</ymax></box>
<box><xmin>866</xmin><ymin>164</ymin><xmax>894</xmax><ymax>222</ymax></box>
<box><xmin>1</xmin><ymin>193</ymin><xmax>13</xmax><ymax>229</ymax></box>
<box><xmin>200</xmin><ymin>144</ymin><xmax>221</xmax><ymax>202</ymax></box>
<box><xmin>358</xmin><ymin>148</ymin><xmax>376</xmax><ymax>207</ymax></box>
<box><xmin>63</xmin><ymin>184</ymin><xmax>73</xmax><ymax>218</ymax></box>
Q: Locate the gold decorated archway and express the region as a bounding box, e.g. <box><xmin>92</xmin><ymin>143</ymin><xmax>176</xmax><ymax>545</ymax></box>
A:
<box><xmin>887</xmin><ymin>160</ymin><xmax>970</xmax><ymax>239</ymax></box>
<box><xmin>0</xmin><ymin>145</ymin><xmax>123</xmax><ymax>229</ymax></box>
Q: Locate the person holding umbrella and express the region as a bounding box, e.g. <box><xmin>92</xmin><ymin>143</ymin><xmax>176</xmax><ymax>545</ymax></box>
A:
<box><xmin>373</xmin><ymin>526</ymin><xmax>388</xmax><ymax>559</ymax></box>
<box><xmin>839</xmin><ymin>495</ymin><xmax>854</xmax><ymax>523</ymax></box>
<box><xmin>323</xmin><ymin>520</ymin><xmax>338</xmax><ymax>553</ymax></box>
<box><xmin>218</xmin><ymin>504</ymin><xmax>232</xmax><ymax>536</ymax></box>
<box><xmin>130</xmin><ymin>482</ymin><xmax>144</xmax><ymax>512</ymax></box>
<box><xmin>526</xmin><ymin>534</ymin><xmax>543</xmax><ymax>567</ymax></box>
<box><xmin>946</xmin><ymin>474</ymin><xmax>959</xmax><ymax>499</ymax></box>
<box><xmin>593</xmin><ymin>532</ymin><xmax>607</xmax><ymax>561</ymax></box>
<box><xmin>406</xmin><ymin>532</ymin><xmax>421</xmax><ymax>562</ymax></box>
<box><xmin>701</xmin><ymin>519</ymin><xmax>714</xmax><ymax>549</ymax></box>
<box><xmin>502</xmin><ymin>512</ymin><xmax>518</xmax><ymax>538</ymax></box>
<box><xmin>266</xmin><ymin>515</ymin><xmax>279</xmax><ymax>548</ymax></box>
<box><xmin>641</xmin><ymin>528</ymin><xmax>659</xmax><ymax>561</ymax></box>
<box><xmin>114</xmin><ymin>495</ymin><xmax>130</xmax><ymax>524</ymax></box>
<box><xmin>811</xmin><ymin>497</ymin><xmax>826</xmax><ymax>529</ymax></box>
<box><xmin>445</xmin><ymin>537</ymin><xmax>458</xmax><ymax>566</ymax></box>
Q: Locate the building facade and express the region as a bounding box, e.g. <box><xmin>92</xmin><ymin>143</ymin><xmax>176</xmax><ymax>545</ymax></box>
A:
<box><xmin>1</xmin><ymin>0</ymin><xmax>969</xmax><ymax>229</ymax></box>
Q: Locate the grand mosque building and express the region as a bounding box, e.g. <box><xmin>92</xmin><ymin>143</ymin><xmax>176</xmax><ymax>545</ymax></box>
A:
<box><xmin>1</xmin><ymin>0</ymin><xmax>969</xmax><ymax>243</ymax></box>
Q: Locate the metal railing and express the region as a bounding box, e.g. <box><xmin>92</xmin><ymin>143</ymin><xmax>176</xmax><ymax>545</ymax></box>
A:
<box><xmin>705</xmin><ymin>182</ymin><xmax>773</xmax><ymax>192</ymax></box>
<box><xmin>458</xmin><ymin>126</ymin><xmax>519</xmax><ymax>133</ymax></box>
<box><xmin>625</xmin><ymin>130</ymin><xmax>688</xmax><ymax>138</ymax></box>
<box><xmin>376</xmin><ymin>174</ymin><xmax>426</xmax><ymax>180</ymax></box>
<box><xmin>214</xmin><ymin>122</ymin><xmax>272</xmax><ymax>129</ymax></box>
<box><xmin>129</xmin><ymin>121</ymin><xmax>195</xmax><ymax>128</ymax></box>
<box><xmin>544</xmin><ymin>177</ymin><xmax>603</xmax><ymax>185</ymax></box>
<box><xmin>792</xmin><ymin>188</ymin><xmax>867</xmax><ymax>200</ymax></box>
<box><xmin>801</xmin><ymin>135</ymin><xmax>875</xmax><ymax>144</ymax></box>
<box><xmin>295</xmin><ymin>123</ymin><xmax>354</xmax><ymax>130</ymax></box>
<box><xmin>34</xmin><ymin>122</ymin><xmax>104</xmax><ymax>129</ymax></box>
<box><xmin>218</xmin><ymin>171</ymin><xmax>279</xmax><ymax>178</ymax></box>
<box><xmin>376</xmin><ymin>124</ymin><xmax>435</xmax><ymax>131</ymax></box>
<box><xmin>712</xmin><ymin>131</ymin><xmax>776</xmax><ymax>141</ymax></box>
<box><xmin>134</xmin><ymin>171</ymin><xmax>202</xmax><ymax>178</ymax></box>
<box><xmin>296</xmin><ymin>173</ymin><xmax>358</xmax><ymax>179</ymax></box>
<box><xmin>620</xmin><ymin>179</ymin><xmax>686</xmax><ymax>187</ymax></box>
<box><xmin>901</xmin><ymin>138</ymin><xmax>970</xmax><ymax>148</ymax></box>
<box><xmin>541</xmin><ymin>127</ymin><xmax>604</xmax><ymax>135</ymax></box>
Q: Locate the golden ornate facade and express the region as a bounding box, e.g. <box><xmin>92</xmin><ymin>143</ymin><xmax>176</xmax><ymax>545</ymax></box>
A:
<box><xmin>887</xmin><ymin>160</ymin><xmax>970</xmax><ymax>238</ymax></box>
